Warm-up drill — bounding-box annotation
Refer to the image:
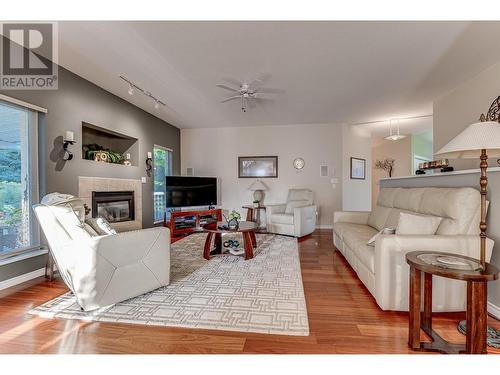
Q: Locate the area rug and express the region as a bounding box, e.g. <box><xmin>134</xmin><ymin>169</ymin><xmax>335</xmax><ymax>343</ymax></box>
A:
<box><xmin>29</xmin><ymin>233</ymin><xmax>309</xmax><ymax>336</ymax></box>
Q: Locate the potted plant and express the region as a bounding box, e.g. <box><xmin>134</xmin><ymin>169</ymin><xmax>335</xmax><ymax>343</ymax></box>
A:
<box><xmin>224</xmin><ymin>210</ymin><xmax>241</xmax><ymax>230</ymax></box>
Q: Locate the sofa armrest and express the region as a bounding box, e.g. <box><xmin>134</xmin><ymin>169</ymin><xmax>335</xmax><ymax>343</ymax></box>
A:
<box><xmin>293</xmin><ymin>205</ymin><xmax>317</xmax><ymax>237</ymax></box>
<box><xmin>333</xmin><ymin>211</ymin><xmax>370</xmax><ymax>225</ymax></box>
<box><xmin>374</xmin><ymin>234</ymin><xmax>494</xmax><ymax>310</ymax></box>
<box><xmin>90</xmin><ymin>227</ymin><xmax>170</xmax><ymax>266</ymax></box>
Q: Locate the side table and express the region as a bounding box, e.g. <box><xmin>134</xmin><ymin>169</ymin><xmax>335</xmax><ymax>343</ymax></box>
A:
<box><xmin>406</xmin><ymin>251</ymin><xmax>498</xmax><ymax>354</ymax></box>
<box><xmin>242</xmin><ymin>205</ymin><xmax>266</xmax><ymax>229</ymax></box>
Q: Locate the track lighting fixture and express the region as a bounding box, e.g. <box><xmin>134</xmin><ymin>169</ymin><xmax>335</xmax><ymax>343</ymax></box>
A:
<box><xmin>120</xmin><ymin>75</ymin><xmax>166</xmax><ymax>110</ymax></box>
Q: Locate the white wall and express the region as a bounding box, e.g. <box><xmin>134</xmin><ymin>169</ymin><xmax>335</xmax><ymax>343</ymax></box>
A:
<box><xmin>181</xmin><ymin>124</ymin><xmax>343</xmax><ymax>227</ymax></box>
<box><xmin>342</xmin><ymin>124</ymin><xmax>372</xmax><ymax>211</ymax></box>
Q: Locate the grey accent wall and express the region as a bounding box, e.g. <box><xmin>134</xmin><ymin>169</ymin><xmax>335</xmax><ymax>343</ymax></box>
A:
<box><xmin>380</xmin><ymin>171</ymin><xmax>500</xmax><ymax>311</ymax></box>
<box><xmin>0</xmin><ymin>65</ymin><xmax>180</xmax><ymax>283</ymax></box>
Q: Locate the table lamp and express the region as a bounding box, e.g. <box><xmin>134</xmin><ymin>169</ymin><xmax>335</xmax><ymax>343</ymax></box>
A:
<box><xmin>435</xmin><ymin>120</ymin><xmax>500</xmax><ymax>269</ymax></box>
<box><xmin>248</xmin><ymin>180</ymin><xmax>268</xmax><ymax>206</ymax></box>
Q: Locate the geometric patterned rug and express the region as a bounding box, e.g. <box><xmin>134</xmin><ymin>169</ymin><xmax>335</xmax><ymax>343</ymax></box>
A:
<box><xmin>28</xmin><ymin>233</ymin><xmax>309</xmax><ymax>336</ymax></box>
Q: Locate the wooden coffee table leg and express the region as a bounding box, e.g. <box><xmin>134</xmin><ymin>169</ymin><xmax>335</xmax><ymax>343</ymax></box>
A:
<box><xmin>243</xmin><ymin>232</ymin><xmax>254</xmax><ymax>260</ymax></box>
<box><xmin>422</xmin><ymin>272</ymin><xmax>432</xmax><ymax>333</ymax></box>
<box><xmin>250</xmin><ymin>231</ymin><xmax>257</xmax><ymax>248</ymax></box>
<box><xmin>465</xmin><ymin>281</ymin><xmax>488</xmax><ymax>354</ymax></box>
<box><xmin>408</xmin><ymin>266</ymin><xmax>422</xmax><ymax>349</ymax></box>
<box><xmin>214</xmin><ymin>233</ymin><xmax>222</xmax><ymax>253</ymax></box>
<box><xmin>203</xmin><ymin>232</ymin><xmax>214</xmax><ymax>260</ymax></box>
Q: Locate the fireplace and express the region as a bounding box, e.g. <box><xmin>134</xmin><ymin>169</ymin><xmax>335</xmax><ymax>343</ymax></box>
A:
<box><xmin>92</xmin><ymin>191</ymin><xmax>135</xmax><ymax>223</ymax></box>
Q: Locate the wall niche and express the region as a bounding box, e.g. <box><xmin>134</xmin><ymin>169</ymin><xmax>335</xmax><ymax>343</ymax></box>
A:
<box><xmin>81</xmin><ymin>122</ymin><xmax>139</xmax><ymax>166</ymax></box>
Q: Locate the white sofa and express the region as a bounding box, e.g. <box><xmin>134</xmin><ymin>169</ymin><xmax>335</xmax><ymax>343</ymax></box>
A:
<box><xmin>333</xmin><ymin>187</ymin><xmax>494</xmax><ymax>312</ymax></box>
<box><xmin>33</xmin><ymin>198</ymin><xmax>170</xmax><ymax>311</ymax></box>
<box><xmin>266</xmin><ymin>189</ymin><xmax>317</xmax><ymax>237</ymax></box>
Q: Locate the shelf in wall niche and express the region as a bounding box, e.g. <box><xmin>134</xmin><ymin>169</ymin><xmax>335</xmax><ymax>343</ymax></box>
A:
<box><xmin>81</xmin><ymin>122</ymin><xmax>139</xmax><ymax>167</ymax></box>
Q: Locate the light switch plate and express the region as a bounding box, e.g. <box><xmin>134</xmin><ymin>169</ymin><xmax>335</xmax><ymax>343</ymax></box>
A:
<box><xmin>141</xmin><ymin>177</ymin><xmax>147</xmax><ymax>183</ymax></box>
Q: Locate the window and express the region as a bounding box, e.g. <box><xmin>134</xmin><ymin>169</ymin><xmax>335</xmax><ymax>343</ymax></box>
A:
<box><xmin>0</xmin><ymin>100</ymin><xmax>39</xmax><ymax>258</ymax></box>
<box><xmin>153</xmin><ymin>145</ymin><xmax>173</xmax><ymax>223</ymax></box>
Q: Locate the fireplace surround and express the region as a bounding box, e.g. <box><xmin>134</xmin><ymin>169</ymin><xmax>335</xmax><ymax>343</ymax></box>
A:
<box><xmin>79</xmin><ymin>177</ymin><xmax>143</xmax><ymax>232</ymax></box>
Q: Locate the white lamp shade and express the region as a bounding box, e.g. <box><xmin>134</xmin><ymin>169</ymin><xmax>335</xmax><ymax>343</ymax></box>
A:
<box><xmin>435</xmin><ymin>121</ymin><xmax>500</xmax><ymax>159</ymax></box>
<box><xmin>248</xmin><ymin>180</ymin><xmax>268</xmax><ymax>191</ymax></box>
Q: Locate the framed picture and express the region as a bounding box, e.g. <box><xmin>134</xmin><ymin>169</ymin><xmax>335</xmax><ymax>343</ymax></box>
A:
<box><xmin>350</xmin><ymin>157</ymin><xmax>366</xmax><ymax>180</ymax></box>
<box><xmin>238</xmin><ymin>156</ymin><xmax>278</xmax><ymax>178</ymax></box>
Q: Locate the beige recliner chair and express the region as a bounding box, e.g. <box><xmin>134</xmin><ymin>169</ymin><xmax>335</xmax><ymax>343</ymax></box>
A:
<box><xmin>266</xmin><ymin>189</ymin><xmax>317</xmax><ymax>237</ymax></box>
<box><xmin>33</xmin><ymin>195</ymin><xmax>170</xmax><ymax>311</ymax></box>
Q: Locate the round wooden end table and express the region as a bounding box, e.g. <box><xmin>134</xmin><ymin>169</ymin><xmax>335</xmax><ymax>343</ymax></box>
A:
<box><xmin>406</xmin><ymin>251</ymin><xmax>499</xmax><ymax>354</ymax></box>
<box><xmin>202</xmin><ymin>221</ymin><xmax>257</xmax><ymax>260</ymax></box>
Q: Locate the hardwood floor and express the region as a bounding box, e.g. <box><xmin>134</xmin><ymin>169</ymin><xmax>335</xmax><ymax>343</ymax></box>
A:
<box><xmin>0</xmin><ymin>230</ymin><xmax>498</xmax><ymax>354</ymax></box>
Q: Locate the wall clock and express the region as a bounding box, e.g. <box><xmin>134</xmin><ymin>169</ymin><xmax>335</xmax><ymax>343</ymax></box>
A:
<box><xmin>293</xmin><ymin>157</ymin><xmax>305</xmax><ymax>170</ymax></box>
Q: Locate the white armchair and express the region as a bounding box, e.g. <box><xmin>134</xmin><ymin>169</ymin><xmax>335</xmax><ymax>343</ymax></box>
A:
<box><xmin>266</xmin><ymin>189</ymin><xmax>317</xmax><ymax>237</ymax></box>
<box><xmin>33</xmin><ymin>199</ymin><xmax>170</xmax><ymax>311</ymax></box>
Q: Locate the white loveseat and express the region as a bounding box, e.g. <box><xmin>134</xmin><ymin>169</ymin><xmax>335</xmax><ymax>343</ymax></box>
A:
<box><xmin>333</xmin><ymin>187</ymin><xmax>494</xmax><ymax>312</ymax></box>
<box><xmin>266</xmin><ymin>189</ymin><xmax>317</xmax><ymax>237</ymax></box>
<box><xmin>34</xmin><ymin>197</ymin><xmax>171</xmax><ymax>311</ymax></box>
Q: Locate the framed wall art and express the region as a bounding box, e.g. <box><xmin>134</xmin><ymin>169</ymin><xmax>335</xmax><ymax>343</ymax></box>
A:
<box><xmin>350</xmin><ymin>157</ymin><xmax>366</xmax><ymax>180</ymax></box>
<box><xmin>238</xmin><ymin>156</ymin><xmax>278</xmax><ymax>178</ymax></box>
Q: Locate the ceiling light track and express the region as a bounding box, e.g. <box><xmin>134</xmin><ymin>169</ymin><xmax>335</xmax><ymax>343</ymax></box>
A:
<box><xmin>119</xmin><ymin>75</ymin><xmax>166</xmax><ymax>109</ymax></box>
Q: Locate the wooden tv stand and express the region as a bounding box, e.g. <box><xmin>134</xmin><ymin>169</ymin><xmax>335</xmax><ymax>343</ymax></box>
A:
<box><xmin>164</xmin><ymin>208</ymin><xmax>222</xmax><ymax>242</ymax></box>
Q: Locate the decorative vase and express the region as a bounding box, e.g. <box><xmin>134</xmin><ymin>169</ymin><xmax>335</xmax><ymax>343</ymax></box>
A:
<box><xmin>228</xmin><ymin>218</ymin><xmax>239</xmax><ymax>230</ymax></box>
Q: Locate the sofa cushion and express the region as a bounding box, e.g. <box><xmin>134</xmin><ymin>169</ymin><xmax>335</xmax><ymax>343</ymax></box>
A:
<box><xmin>341</xmin><ymin>224</ymin><xmax>378</xmax><ymax>251</ymax></box>
<box><xmin>270</xmin><ymin>213</ymin><xmax>294</xmax><ymax>225</ymax></box>
<box><xmin>285</xmin><ymin>200</ymin><xmax>310</xmax><ymax>213</ymax></box>
<box><xmin>367</xmin><ymin>205</ymin><xmax>391</xmax><ymax>231</ymax></box>
<box><xmin>396</xmin><ymin>212</ymin><xmax>442</xmax><ymax>235</ymax></box>
<box><xmin>333</xmin><ymin>222</ymin><xmax>376</xmax><ymax>240</ymax></box>
<box><xmin>377</xmin><ymin>188</ymin><xmax>401</xmax><ymax>208</ymax></box>
<box><xmin>384</xmin><ymin>208</ymin><xmax>413</xmax><ymax>228</ymax></box>
<box><xmin>393</xmin><ymin>188</ymin><xmax>425</xmax><ymax>212</ymax></box>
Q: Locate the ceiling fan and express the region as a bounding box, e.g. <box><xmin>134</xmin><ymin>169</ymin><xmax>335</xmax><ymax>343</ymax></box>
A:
<box><xmin>216</xmin><ymin>74</ymin><xmax>282</xmax><ymax>112</ymax></box>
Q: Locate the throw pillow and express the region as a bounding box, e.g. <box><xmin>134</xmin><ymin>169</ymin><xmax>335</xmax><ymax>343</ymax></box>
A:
<box><xmin>367</xmin><ymin>227</ymin><xmax>396</xmax><ymax>247</ymax></box>
<box><xmin>396</xmin><ymin>212</ymin><xmax>442</xmax><ymax>235</ymax></box>
<box><xmin>82</xmin><ymin>223</ymin><xmax>99</xmax><ymax>237</ymax></box>
<box><xmin>367</xmin><ymin>205</ymin><xmax>391</xmax><ymax>231</ymax></box>
<box><xmin>285</xmin><ymin>200</ymin><xmax>310</xmax><ymax>214</ymax></box>
<box><xmin>85</xmin><ymin>217</ymin><xmax>117</xmax><ymax>236</ymax></box>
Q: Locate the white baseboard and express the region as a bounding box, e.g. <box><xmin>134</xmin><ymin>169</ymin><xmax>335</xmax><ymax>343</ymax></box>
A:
<box><xmin>0</xmin><ymin>268</ymin><xmax>45</xmax><ymax>291</ymax></box>
<box><xmin>316</xmin><ymin>225</ymin><xmax>333</xmax><ymax>229</ymax></box>
<box><xmin>488</xmin><ymin>301</ymin><xmax>500</xmax><ymax>320</ymax></box>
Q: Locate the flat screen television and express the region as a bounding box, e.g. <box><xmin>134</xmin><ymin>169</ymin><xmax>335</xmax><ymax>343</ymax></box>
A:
<box><xmin>165</xmin><ymin>176</ymin><xmax>217</xmax><ymax>208</ymax></box>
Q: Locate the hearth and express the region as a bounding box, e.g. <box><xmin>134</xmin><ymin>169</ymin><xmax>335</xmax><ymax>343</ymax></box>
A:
<box><xmin>92</xmin><ymin>191</ymin><xmax>135</xmax><ymax>223</ymax></box>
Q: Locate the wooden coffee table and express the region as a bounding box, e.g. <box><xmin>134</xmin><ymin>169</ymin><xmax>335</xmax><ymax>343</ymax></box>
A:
<box><xmin>202</xmin><ymin>221</ymin><xmax>257</xmax><ymax>260</ymax></box>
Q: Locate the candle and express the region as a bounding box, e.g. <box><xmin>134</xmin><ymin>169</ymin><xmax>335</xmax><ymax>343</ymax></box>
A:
<box><xmin>65</xmin><ymin>131</ymin><xmax>74</xmax><ymax>142</ymax></box>
<box><xmin>147</xmin><ymin>152</ymin><xmax>152</xmax><ymax>159</ymax></box>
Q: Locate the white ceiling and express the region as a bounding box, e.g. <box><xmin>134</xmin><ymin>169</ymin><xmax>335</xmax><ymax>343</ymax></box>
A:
<box><xmin>56</xmin><ymin>21</ymin><xmax>500</xmax><ymax>129</ymax></box>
